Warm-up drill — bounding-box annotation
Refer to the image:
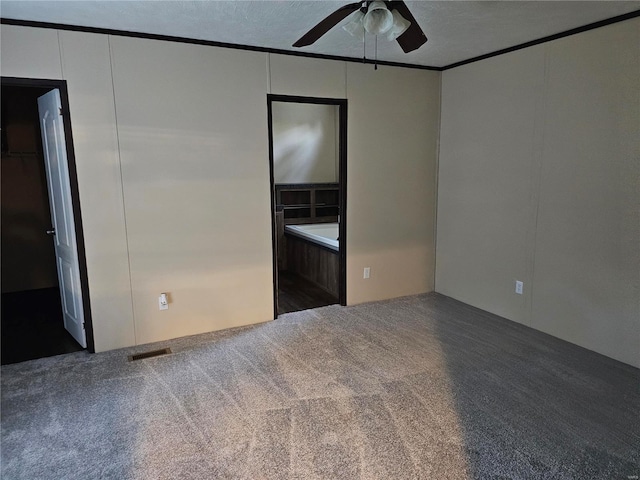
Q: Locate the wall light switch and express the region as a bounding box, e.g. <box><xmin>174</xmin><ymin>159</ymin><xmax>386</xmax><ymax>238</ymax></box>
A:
<box><xmin>515</xmin><ymin>281</ymin><xmax>523</xmax><ymax>295</ymax></box>
<box><xmin>159</xmin><ymin>293</ymin><xmax>169</xmax><ymax>310</ymax></box>
<box><xmin>363</xmin><ymin>267</ymin><xmax>370</xmax><ymax>279</ymax></box>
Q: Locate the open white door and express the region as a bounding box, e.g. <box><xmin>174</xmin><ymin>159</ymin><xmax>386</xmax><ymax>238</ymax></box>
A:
<box><xmin>38</xmin><ymin>89</ymin><xmax>86</xmax><ymax>348</ymax></box>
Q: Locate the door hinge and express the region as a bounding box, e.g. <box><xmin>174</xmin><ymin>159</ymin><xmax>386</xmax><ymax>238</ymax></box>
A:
<box><xmin>82</xmin><ymin>322</ymin><xmax>85</xmax><ymax>330</ymax></box>
<box><xmin>59</xmin><ymin>107</ymin><xmax>64</xmax><ymax>116</ymax></box>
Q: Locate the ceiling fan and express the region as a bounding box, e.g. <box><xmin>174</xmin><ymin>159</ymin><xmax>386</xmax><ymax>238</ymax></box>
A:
<box><xmin>293</xmin><ymin>1</ymin><xmax>427</xmax><ymax>53</ymax></box>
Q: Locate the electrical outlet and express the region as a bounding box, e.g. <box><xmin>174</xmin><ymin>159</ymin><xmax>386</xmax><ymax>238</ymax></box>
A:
<box><xmin>363</xmin><ymin>267</ymin><xmax>370</xmax><ymax>279</ymax></box>
<box><xmin>159</xmin><ymin>293</ymin><xmax>169</xmax><ymax>310</ymax></box>
<box><xmin>515</xmin><ymin>281</ymin><xmax>523</xmax><ymax>295</ymax></box>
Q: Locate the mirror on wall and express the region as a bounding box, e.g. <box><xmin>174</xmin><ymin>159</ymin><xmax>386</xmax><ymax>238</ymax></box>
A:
<box><xmin>272</xmin><ymin>102</ymin><xmax>339</xmax><ymax>184</ymax></box>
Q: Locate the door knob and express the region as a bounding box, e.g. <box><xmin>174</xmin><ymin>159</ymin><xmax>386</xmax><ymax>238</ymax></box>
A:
<box><xmin>46</xmin><ymin>228</ymin><xmax>56</xmax><ymax>235</ymax></box>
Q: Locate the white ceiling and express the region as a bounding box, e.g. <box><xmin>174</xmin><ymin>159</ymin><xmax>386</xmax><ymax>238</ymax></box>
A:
<box><xmin>2</xmin><ymin>1</ymin><xmax>639</xmax><ymax>68</ymax></box>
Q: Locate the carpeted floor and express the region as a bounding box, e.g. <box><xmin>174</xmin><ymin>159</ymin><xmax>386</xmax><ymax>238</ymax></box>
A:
<box><xmin>1</xmin><ymin>293</ymin><xmax>638</xmax><ymax>479</ymax></box>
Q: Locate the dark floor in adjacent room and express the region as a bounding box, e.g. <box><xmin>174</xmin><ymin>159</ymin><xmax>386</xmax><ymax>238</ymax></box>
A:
<box><xmin>277</xmin><ymin>270</ymin><xmax>338</xmax><ymax>314</ymax></box>
<box><xmin>1</xmin><ymin>287</ymin><xmax>84</xmax><ymax>365</ymax></box>
<box><xmin>1</xmin><ymin>293</ymin><xmax>638</xmax><ymax>479</ymax></box>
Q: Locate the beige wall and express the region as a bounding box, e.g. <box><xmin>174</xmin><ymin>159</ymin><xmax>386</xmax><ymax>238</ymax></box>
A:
<box><xmin>272</xmin><ymin>102</ymin><xmax>339</xmax><ymax>184</ymax></box>
<box><xmin>437</xmin><ymin>18</ymin><xmax>640</xmax><ymax>367</ymax></box>
<box><xmin>267</xmin><ymin>54</ymin><xmax>440</xmax><ymax>305</ymax></box>
<box><xmin>437</xmin><ymin>46</ymin><xmax>545</xmax><ymax>326</ymax></box>
<box><xmin>269</xmin><ymin>54</ymin><xmax>346</xmax><ymax>99</ymax></box>
<box><xmin>0</xmin><ymin>26</ymin><xmax>63</xmax><ymax>80</ymax></box>
<box><xmin>531</xmin><ymin>20</ymin><xmax>640</xmax><ymax>368</ymax></box>
<box><xmin>346</xmin><ymin>63</ymin><xmax>440</xmax><ymax>304</ymax></box>
<box><xmin>109</xmin><ymin>36</ymin><xmax>274</xmax><ymax>345</ymax></box>
<box><xmin>2</xmin><ymin>19</ymin><xmax>635</xmax><ymax>366</ymax></box>
<box><xmin>1</xmin><ymin>27</ymin><xmax>136</xmax><ymax>351</ymax></box>
<box><xmin>1</xmin><ymin>26</ymin><xmax>440</xmax><ymax>351</ymax></box>
<box><xmin>59</xmin><ymin>31</ymin><xmax>137</xmax><ymax>351</ymax></box>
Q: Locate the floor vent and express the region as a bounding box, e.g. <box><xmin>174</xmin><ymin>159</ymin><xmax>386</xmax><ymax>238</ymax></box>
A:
<box><xmin>128</xmin><ymin>348</ymin><xmax>172</xmax><ymax>361</ymax></box>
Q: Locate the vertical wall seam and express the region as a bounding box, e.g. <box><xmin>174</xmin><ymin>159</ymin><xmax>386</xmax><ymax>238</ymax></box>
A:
<box><xmin>528</xmin><ymin>46</ymin><xmax>549</xmax><ymax>329</ymax></box>
<box><xmin>108</xmin><ymin>35</ymin><xmax>138</xmax><ymax>345</ymax></box>
<box><xmin>433</xmin><ymin>71</ymin><xmax>443</xmax><ymax>292</ymax></box>
<box><xmin>344</xmin><ymin>61</ymin><xmax>348</xmax><ymax>98</ymax></box>
<box><xmin>57</xmin><ymin>30</ymin><xmax>65</xmax><ymax>78</ymax></box>
<box><xmin>266</xmin><ymin>53</ymin><xmax>272</xmax><ymax>94</ymax></box>
<box><xmin>335</xmin><ymin>107</ymin><xmax>340</xmax><ymax>180</ymax></box>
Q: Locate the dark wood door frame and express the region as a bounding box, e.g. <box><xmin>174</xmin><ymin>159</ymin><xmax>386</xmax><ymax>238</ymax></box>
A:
<box><xmin>2</xmin><ymin>76</ymin><xmax>95</xmax><ymax>353</ymax></box>
<box><xmin>267</xmin><ymin>94</ymin><xmax>348</xmax><ymax>317</ymax></box>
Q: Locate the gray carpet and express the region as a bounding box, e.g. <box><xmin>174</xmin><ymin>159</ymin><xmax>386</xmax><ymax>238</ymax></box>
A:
<box><xmin>1</xmin><ymin>293</ymin><xmax>639</xmax><ymax>479</ymax></box>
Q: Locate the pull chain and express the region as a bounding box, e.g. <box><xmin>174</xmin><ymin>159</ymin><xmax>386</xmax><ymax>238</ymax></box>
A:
<box><xmin>375</xmin><ymin>35</ymin><xmax>378</xmax><ymax>70</ymax></box>
<box><xmin>363</xmin><ymin>31</ymin><xmax>366</xmax><ymax>63</ymax></box>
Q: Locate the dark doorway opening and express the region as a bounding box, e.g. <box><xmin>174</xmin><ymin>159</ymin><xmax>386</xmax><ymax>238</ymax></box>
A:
<box><xmin>267</xmin><ymin>95</ymin><xmax>348</xmax><ymax>316</ymax></box>
<box><xmin>1</xmin><ymin>79</ymin><xmax>94</xmax><ymax>364</ymax></box>
<box><xmin>1</xmin><ymin>289</ymin><xmax>83</xmax><ymax>364</ymax></box>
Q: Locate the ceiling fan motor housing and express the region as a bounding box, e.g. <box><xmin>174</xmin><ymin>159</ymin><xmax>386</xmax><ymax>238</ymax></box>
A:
<box><xmin>293</xmin><ymin>0</ymin><xmax>426</xmax><ymax>53</ymax></box>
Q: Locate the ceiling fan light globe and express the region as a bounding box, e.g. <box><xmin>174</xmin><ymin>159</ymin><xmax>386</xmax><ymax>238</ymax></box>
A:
<box><xmin>387</xmin><ymin>9</ymin><xmax>411</xmax><ymax>41</ymax></box>
<box><xmin>363</xmin><ymin>1</ymin><xmax>393</xmax><ymax>35</ymax></box>
<box><xmin>342</xmin><ymin>10</ymin><xmax>365</xmax><ymax>40</ymax></box>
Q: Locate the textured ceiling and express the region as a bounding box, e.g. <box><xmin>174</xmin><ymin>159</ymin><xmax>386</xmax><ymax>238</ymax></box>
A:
<box><xmin>1</xmin><ymin>1</ymin><xmax>639</xmax><ymax>68</ymax></box>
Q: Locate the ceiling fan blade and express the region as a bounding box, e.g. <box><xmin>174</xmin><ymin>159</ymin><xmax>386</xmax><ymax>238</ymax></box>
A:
<box><xmin>389</xmin><ymin>1</ymin><xmax>427</xmax><ymax>53</ymax></box>
<box><xmin>293</xmin><ymin>2</ymin><xmax>363</xmax><ymax>47</ymax></box>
